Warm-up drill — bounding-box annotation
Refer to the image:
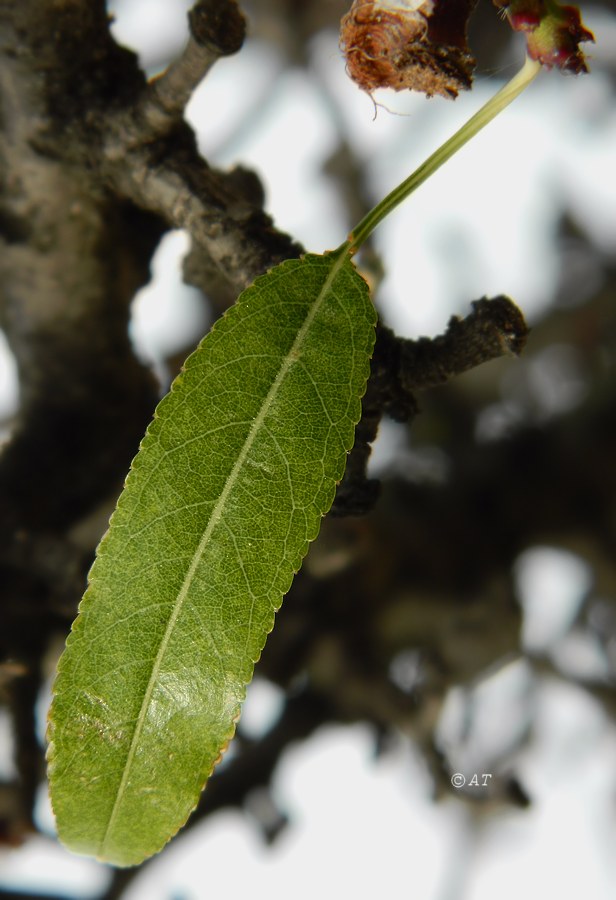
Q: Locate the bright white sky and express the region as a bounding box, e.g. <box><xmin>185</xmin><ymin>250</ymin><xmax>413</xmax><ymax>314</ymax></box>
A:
<box><xmin>1</xmin><ymin>2</ymin><xmax>616</xmax><ymax>897</ymax></box>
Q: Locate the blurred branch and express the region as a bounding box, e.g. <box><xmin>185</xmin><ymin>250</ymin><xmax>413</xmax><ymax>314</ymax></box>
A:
<box><xmin>333</xmin><ymin>296</ymin><xmax>529</xmax><ymax>514</ymax></box>
<box><xmin>0</xmin><ymin>892</ymin><xmax>78</xmax><ymax>900</ymax></box>
<box><xmin>140</xmin><ymin>0</ymin><xmax>247</xmax><ymax>134</ymax></box>
<box><xmin>97</xmin><ymin>0</ymin><xmax>302</xmax><ymax>293</ymax></box>
<box><xmin>399</xmin><ymin>295</ymin><xmax>529</xmax><ymax>389</ymax></box>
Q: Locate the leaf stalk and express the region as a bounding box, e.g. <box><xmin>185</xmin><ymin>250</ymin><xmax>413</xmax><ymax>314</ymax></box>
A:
<box><xmin>342</xmin><ymin>56</ymin><xmax>542</xmax><ymax>256</ymax></box>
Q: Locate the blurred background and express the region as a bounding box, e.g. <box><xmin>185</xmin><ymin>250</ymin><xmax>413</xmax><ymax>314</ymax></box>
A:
<box><xmin>1</xmin><ymin>1</ymin><xmax>616</xmax><ymax>897</ymax></box>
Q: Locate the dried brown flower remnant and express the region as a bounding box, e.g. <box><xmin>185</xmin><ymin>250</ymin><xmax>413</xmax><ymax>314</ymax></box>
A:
<box><xmin>340</xmin><ymin>0</ymin><xmax>478</xmax><ymax>99</ymax></box>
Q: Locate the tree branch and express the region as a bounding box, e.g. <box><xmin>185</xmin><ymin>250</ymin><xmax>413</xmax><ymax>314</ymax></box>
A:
<box><xmin>138</xmin><ymin>0</ymin><xmax>247</xmax><ymax>135</ymax></box>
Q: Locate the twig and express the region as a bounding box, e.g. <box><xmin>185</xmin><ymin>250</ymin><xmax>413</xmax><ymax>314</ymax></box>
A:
<box><xmin>136</xmin><ymin>0</ymin><xmax>247</xmax><ymax>138</ymax></box>
<box><xmin>399</xmin><ymin>295</ymin><xmax>529</xmax><ymax>391</ymax></box>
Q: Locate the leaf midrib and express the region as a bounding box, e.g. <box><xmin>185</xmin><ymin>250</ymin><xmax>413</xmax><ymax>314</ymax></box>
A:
<box><xmin>99</xmin><ymin>253</ymin><xmax>347</xmax><ymax>857</ymax></box>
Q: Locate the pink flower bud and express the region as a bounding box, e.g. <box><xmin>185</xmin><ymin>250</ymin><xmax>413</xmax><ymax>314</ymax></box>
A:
<box><xmin>494</xmin><ymin>1</ymin><xmax>594</xmax><ymax>73</ymax></box>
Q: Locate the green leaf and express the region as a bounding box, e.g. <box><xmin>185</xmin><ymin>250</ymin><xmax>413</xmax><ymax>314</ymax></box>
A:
<box><xmin>47</xmin><ymin>251</ymin><xmax>376</xmax><ymax>867</ymax></box>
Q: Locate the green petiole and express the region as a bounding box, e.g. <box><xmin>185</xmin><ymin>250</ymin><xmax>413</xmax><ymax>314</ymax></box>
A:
<box><xmin>340</xmin><ymin>56</ymin><xmax>542</xmax><ymax>256</ymax></box>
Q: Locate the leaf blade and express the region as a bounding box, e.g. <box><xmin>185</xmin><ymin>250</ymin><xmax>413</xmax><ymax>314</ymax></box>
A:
<box><xmin>47</xmin><ymin>252</ymin><xmax>375</xmax><ymax>866</ymax></box>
